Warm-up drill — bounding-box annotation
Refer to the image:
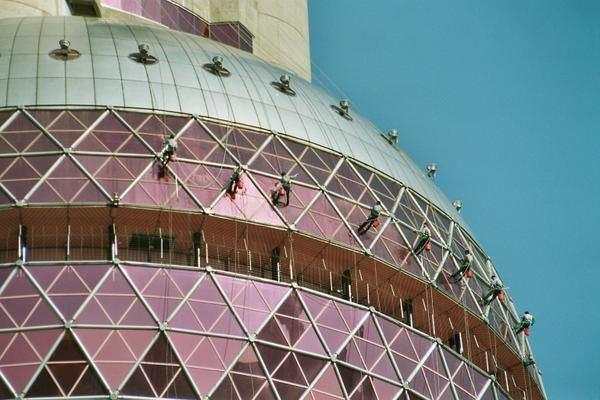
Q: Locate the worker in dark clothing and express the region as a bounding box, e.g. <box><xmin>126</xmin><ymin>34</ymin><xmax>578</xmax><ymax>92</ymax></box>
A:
<box><xmin>159</xmin><ymin>133</ymin><xmax>177</xmax><ymax>179</ymax></box>
<box><xmin>163</xmin><ymin>133</ymin><xmax>177</xmax><ymax>162</ymax></box>
<box><xmin>523</xmin><ymin>355</ymin><xmax>536</xmax><ymax>367</ymax></box>
<box><xmin>226</xmin><ymin>167</ymin><xmax>244</xmax><ymax>198</ymax></box>
<box><xmin>450</xmin><ymin>249</ymin><xmax>474</xmax><ymax>282</ymax></box>
<box><xmin>482</xmin><ymin>275</ymin><xmax>504</xmax><ymax>305</ymax></box>
<box><xmin>413</xmin><ymin>221</ymin><xmax>431</xmax><ymax>256</ymax></box>
<box><xmin>514</xmin><ymin>311</ymin><xmax>535</xmax><ymax>335</ymax></box>
<box><xmin>357</xmin><ymin>201</ymin><xmax>383</xmax><ymax>235</ymax></box>
<box><xmin>272</xmin><ymin>171</ymin><xmax>296</xmax><ymax>206</ymax></box>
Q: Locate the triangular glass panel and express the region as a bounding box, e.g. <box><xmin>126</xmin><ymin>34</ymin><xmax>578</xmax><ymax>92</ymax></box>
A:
<box><xmin>299</xmin><ymin>292</ymin><xmax>329</xmax><ymax>321</ymax></box>
<box><xmin>337</xmin><ymin>365</ymin><xmax>366</xmax><ymax>397</ymax></box>
<box><xmin>26</xmin><ymin>368</ymin><xmax>63</xmax><ymax>397</ymax></box>
<box><xmin>0</xmin><ymin>330</ymin><xmax>60</xmax><ymax>394</ymax></box>
<box><xmin>1</xmin><ymin>113</ymin><xmax>60</xmax><ymax>153</ymax></box>
<box><xmin>124</xmin><ymin>266</ymin><xmax>200</xmax><ymax>323</ymax></box>
<box><xmin>135</xmin><ymin>115</ymin><xmax>178</xmax><ymax>152</ymax></box>
<box><xmin>296</xmin><ymin>193</ymin><xmax>347</xmax><ymax>239</ymax></box>
<box><xmin>30</xmin><ymin>157</ymin><xmax>96</xmax><ymax>203</ymax></box>
<box><xmin>71</xmin><ymin>366</ymin><xmax>108</xmax><ymax>396</ymax></box>
<box><xmin>273</xmin><ymin>381</ymin><xmax>306</xmax><ymax>399</ymax></box>
<box><xmin>28</xmin><ymin>331</ymin><xmax>107</xmax><ymax>397</ymax></box>
<box><xmin>230</xmin><ymin>372</ymin><xmax>267</xmax><ymax>399</ymax></box>
<box><xmin>418</xmin><ymin>241</ymin><xmax>444</xmax><ymax>279</ymax></box>
<box><xmin>273</xmin><ymin>353</ymin><xmax>308</xmax><ymax>386</ymax></box>
<box><xmin>78</xmin><ymin>328</ymin><xmax>156</xmax><ymax>391</ymax></box>
<box><xmin>0</xmin><ymin>375</ymin><xmax>13</xmax><ymax>399</ymax></box>
<box><xmin>125</xmin><ymin>162</ymin><xmax>199</xmax><ymax>209</ymax></box>
<box><xmin>0</xmin><ymin>186</ymin><xmax>12</xmax><ymax>204</ymax></box>
<box><xmin>76</xmin><ymin>268</ymin><xmax>155</xmax><ymax>326</ymax></box>
<box><xmin>253</xmin><ymin>173</ymin><xmax>319</xmax><ymax>224</ymax></box>
<box><xmin>117</xmin><ymin>111</ymin><xmax>149</xmax><ymax>132</ymax></box>
<box><xmin>0</xmin><ymin>136</ymin><xmax>15</xmax><ymax>155</ymax></box>
<box><xmin>349</xmin><ymin>376</ymin><xmax>377</xmax><ymax>400</ymax></box>
<box><xmin>327</xmin><ymin>160</ymin><xmax>375</xmax><ymax>204</ymax></box>
<box><xmin>27</xmin><ymin>110</ymin><xmax>60</xmax><ymax>128</ymax></box>
<box><xmin>250</xmin><ymin>138</ymin><xmax>316</xmax><ymax>185</ymax></box>
<box><xmin>44</xmin><ymin>111</ymin><xmax>89</xmax><ymax>147</ymax></box>
<box><xmin>371</xmin><ymin>377</ymin><xmax>402</xmax><ymax>399</ymax></box>
<box><xmin>176</xmin><ymin>121</ymin><xmax>232</xmax><ymax>163</ymax></box>
<box><xmin>221</xmin><ymin>127</ymin><xmax>269</xmax><ymax>165</ymax></box>
<box><xmin>0</xmin><ymin>273</ymin><xmax>60</xmax><ymax>327</ymax></box>
<box><xmin>175</xmin><ymin>162</ymin><xmax>227</xmax><ymax>207</ymax></box>
<box><xmin>77</xmin><ymin>113</ymin><xmax>134</xmax><ymax>152</ymax></box>
<box><xmin>293</xmin><ymin>319</ymin><xmax>327</xmax><ymax>355</ymax></box>
<box><xmin>210</xmin><ymin>375</ymin><xmax>240</xmax><ymax>400</ymax></box>
<box><xmin>338</xmin><ymin>339</ymin><xmax>366</xmax><ymax>369</ymax></box>
<box><xmin>395</xmin><ymin>192</ymin><xmax>428</xmax><ymax>231</ymax></box>
<box><xmin>370</xmin><ymin>223</ymin><xmax>410</xmax><ymax>267</ymax></box>
<box><xmin>350</xmin><ymin>161</ymin><xmax>400</xmax><ymax>210</ymax></box>
<box><xmin>170</xmin><ymin>277</ymin><xmax>244</xmax><ymax>336</ymax></box>
<box><xmin>281</xmin><ymin>139</ymin><xmax>340</xmax><ymax>186</ymax></box>
<box><xmin>212</xmin><ymin>173</ymin><xmax>283</xmax><ymax>226</ymax></box>
<box><xmin>29</xmin><ymin>265</ymin><xmax>95</xmax><ymax>320</ymax></box>
<box><xmin>82</xmin><ymin>155</ymin><xmax>150</xmax><ymax>197</ymax></box>
<box><xmin>256</xmin><ymin>344</ymin><xmax>288</xmax><ymax>375</ymax></box>
<box><xmin>73</xmin><ymin>181</ymin><xmax>109</xmax><ymax>202</ymax></box>
<box><xmin>312</xmin><ymin>364</ymin><xmax>344</xmax><ymax>398</ymax></box>
<box><xmin>0</xmin><ymin>111</ymin><xmax>15</xmax><ymax>131</ymax></box>
<box><xmin>258</xmin><ymin>317</ymin><xmax>290</xmax><ymax>346</ymax></box>
<box><xmin>121</xmin><ymin>367</ymin><xmax>155</xmax><ymax>397</ymax></box>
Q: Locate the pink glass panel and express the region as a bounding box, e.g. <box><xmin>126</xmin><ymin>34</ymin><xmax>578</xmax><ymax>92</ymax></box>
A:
<box><xmin>43</xmin><ymin>111</ymin><xmax>101</xmax><ymax>147</ymax></box>
<box><xmin>296</xmin><ymin>194</ymin><xmax>347</xmax><ymax>239</ymax></box>
<box><xmin>211</xmin><ymin>174</ymin><xmax>284</xmax><ymax>226</ymax></box>
<box><xmin>177</xmin><ymin>163</ymin><xmax>228</xmax><ymax>207</ymax></box>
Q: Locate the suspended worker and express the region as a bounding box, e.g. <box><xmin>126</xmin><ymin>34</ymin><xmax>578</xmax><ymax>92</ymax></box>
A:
<box><xmin>450</xmin><ymin>249</ymin><xmax>474</xmax><ymax>282</ymax></box>
<box><xmin>413</xmin><ymin>221</ymin><xmax>431</xmax><ymax>256</ymax></box>
<box><xmin>226</xmin><ymin>166</ymin><xmax>244</xmax><ymax>199</ymax></box>
<box><xmin>482</xmin><ymin>275</ymin><xmax>504</xmax><ymax>305</ymax></box>
<box><xmin>163</xmin><ymin>133</ymin><xmax>177</xmax><ymax>162</ymax></box>
<box><xmin>357</xmin><ymin>201</ymin><xmax>383</xmax><ymax>235</ymax></box>
<box><xmin>159</xmin><ymin>133</ymin><xmax>178</xmax><ymax>179</ymax></box>
<box><xmin>514</xmin><ymin>311</ymin><xmax>535</xmax><ymax>336</ymax></box>
<box><xmin>272</xmin><ymin>171</ymin><xmax>297</xmax><ymax>206</ymax></box>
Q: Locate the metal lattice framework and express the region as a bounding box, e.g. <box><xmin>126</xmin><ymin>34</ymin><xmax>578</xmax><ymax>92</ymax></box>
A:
<box><xmin>0</xmin><ymin>107</ymin><xmax>545</xmax><ymax>399</ymax></box>
<box><xmin>0</xmin><ymin>261</ymin><xmax>517</xmax><ymax>400</ymax></box>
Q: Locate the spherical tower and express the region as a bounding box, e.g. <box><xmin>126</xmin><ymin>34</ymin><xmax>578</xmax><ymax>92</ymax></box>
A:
<box><xmin>0</xmin><ymin>2</ymin><xmax>545</xmax><ymax>400</ymax></box>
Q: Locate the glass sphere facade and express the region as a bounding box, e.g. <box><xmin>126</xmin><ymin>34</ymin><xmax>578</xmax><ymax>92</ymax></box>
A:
<box><xmin>0</xmin><ymin>16</ymin><xmax>545</xmax><ymax>400</ymax></box>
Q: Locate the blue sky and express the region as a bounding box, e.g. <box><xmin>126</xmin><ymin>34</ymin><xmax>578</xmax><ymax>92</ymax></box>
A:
<box><xmin>309</xmin><ymin>1</ymin><xmax>600</xmax><ymax>398</ymax></box>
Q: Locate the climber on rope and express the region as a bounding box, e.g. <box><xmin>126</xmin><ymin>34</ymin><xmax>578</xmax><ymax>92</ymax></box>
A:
<box><xmin>450</xmin><ymin>249</ymin><xmax>474</xmax><ymax>283</ymax></box>
<box><xmin>514</xmin><ymin>311</ymin><xmax>535</xmax><ymax>336</ymax></box>
<box><xmin>272</xmin><ymin>171</ymin><xmax>296</xmax><ymax>206</ymax></box>
<box><xmin>482</xmin><ymin>275</ymin><xmax>504</xmax><ymax>305</ymax></box>
<box><xmin>159</xmin><ymin>133</ymin><xmax>178</xmax><ymax>179</ymax></box>
<box><xmin>357</xmin><ymin>201</ymin><xmax>383</xmax><ymax>235</ymax></box>
<box><xmin>413</xmin><ymin>221</ymin><xmax>431</xmax><ymax>256</ymax></box>
<box><xmin>226</xmin><ymin>166</ymin><xmax>245</xmax><ymax>199</ymax></box>
<box><xmin>523</xmin><ymin>355</ymin><xmax>536</xmax><ymax>367</ymax></box>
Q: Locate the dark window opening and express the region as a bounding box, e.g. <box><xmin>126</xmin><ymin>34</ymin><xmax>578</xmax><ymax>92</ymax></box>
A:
<box><xmin>68</xmin><ymin>0</ymin><xmax>101</xmax><ymax>16</ymax></box>
<box><xmin>128</xmin><ymin>233</ymin><xmax>175</xmax><ymax>251</ymax></box>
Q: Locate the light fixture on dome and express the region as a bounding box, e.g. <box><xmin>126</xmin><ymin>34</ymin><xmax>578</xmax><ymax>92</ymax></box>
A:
<box><xmin>426</xmin><ymin>163</ymin><xmax>437</xmax><ymax>178</ymax></box>
<box><xmin>452</xmin><ymin>200</ymin><xmax>462</xmax><ymax>212</ymax></box>
<box><xmin>203</xmin><ymin>55</ymin><xmax>231</xmax><ymax>77</ymax></box>
<box><xmin>331</xmin><ymin>99</ymin><xmax>352</xmax><ymax>121</ymax></box>
<box><xmin>387</xmin><ymin>128</ymin><xmax>398</xmax><ymax>144</ymax></box>
<box><xmin>49</xmin><ymin>39</ymin><xmax>81</xmax><ymax>60</ymax></box>
<box><xmin>271</xmin><ymin>74</ymin><xmax>296</xmax><ymax>96</ymax></box>
<box><xmin>129</xmin><ymin>43</ymin><xmax>158</xmax><ymax>64</ymax></box>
